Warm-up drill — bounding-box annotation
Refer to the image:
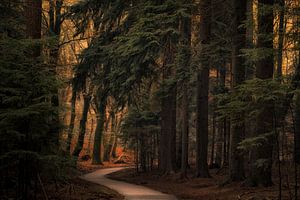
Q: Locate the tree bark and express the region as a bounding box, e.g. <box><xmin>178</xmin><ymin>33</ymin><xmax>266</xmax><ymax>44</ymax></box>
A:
<box><xmin>159</xmin><ymin>42</ymin><xmax>177</xmax><ymax>174</ymax></box>
<box><xmin>246</xmin><ymin>0</ymin><xmax>254</xmax><ymax>80</ymax></box>
<box><xmin>229</xmin><ymin>0</ymin><xmax>247</xmax><ymax>182</ymax></box>
<box><xmin>195</xmin><ymin>0</ymin><xmax>211</xmax><ymax>178</ymax></box>
<box><xmin>179</xmin><ymin>12</ymin><xmax>191</xmax><ymax>177</ymax></box>
<box><xmin>216</xmin><ymin>64</ymin><xmax>226</xmax><ymax>167</ymax></box>
<box><xmin>104</xmin><ymin>113</ymin><xmax>114</xmax><ymax>161</ymax></box>
<box><xmin>73</xmin><ymin>94</ymin><xmax>91</xmax><ymax>157</ymax></box>
<box><xmin>249</xmin><ymin>0</ymin><xmax>274</xmax><ymax>186</ymax></box>
<box><xmin>92</xmin><ymin>96</ymin><xmax>106</xmax><ymax>165</ymax></box>
<box><xmin>66</xmin><ymin>89</ymin><xmax>76</xmax><ymax>153</ymax></box>
<box><xmin>276</xmin><ymin>0</ymin><xmax>285</xmax><ymax>79</ymax></box>
<box><xmin>25</xmin><ymin>0</ymin><xmax>42</xmax><ymax>56</ymax></box>
<box><xmin>210</xmin><ymin>113</ymin><xmax>216</xmax><ymax>167</ymax></box>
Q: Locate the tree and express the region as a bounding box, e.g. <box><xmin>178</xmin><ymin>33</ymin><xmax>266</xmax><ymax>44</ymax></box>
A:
<box><xmin>178</xmin><ymin>10</ymin><xmax>191</xmax><ymax>177</ymax></box>
<box><xmin>160</xmin><ymin>41</ymin><xmax>177</xmax><ymax>174</ymax></box>
<box><xmin>92</xmin><ymin>92</ymin><xmax>107</xmax><ymax>164</ymax></box>
<box><xmin>195</xmin><ymin>0</ymin><xmax>211</xmax><ymax>178</ymax></box>
<box><xmin>248</xmin><ymin>0</ymin><xmax>275</xmax><ymax>186</ymax></box>
<box><xmin>72</xmin><ymin>86</ymin><xmax>92</xmax><ymax>157</ymax></box>
<box><xmin>0</xmin><ymin>0</ymin><xmax>63</xmax><ymax>198</ymax></box>
<box><xmin>229</xmin><ymin>0</ymin><xmax>247</xmax><ymax>182</ymax></box>
<box><xmin>66</xmin><ymin>89</ymin><xmax>77</xmax><ymax>153</ymax></box>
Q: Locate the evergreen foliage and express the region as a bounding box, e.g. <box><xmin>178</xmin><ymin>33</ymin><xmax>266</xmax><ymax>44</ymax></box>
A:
<box><xmin>0</xmin><ymin>1</ymin><xmax>74</xmax><ymax>198</ymax></box>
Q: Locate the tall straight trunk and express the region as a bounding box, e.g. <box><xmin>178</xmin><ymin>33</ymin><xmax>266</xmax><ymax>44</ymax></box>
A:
<box><xmin>215</xmin><ymin>64</ymin><xmax>226</xmax><ymax>167</ymax></box>
<box><xmin>177</xmin><ymin>106</ymin><xmax>183</xmax><ymax>169</ymax></box>
<box><xmin>49</xmin><ymin>0</ymin><xmax>62</xmax><ymax>63</ymax></box>
<box><xmin>25</xmin><ymin>0</ymin><xmax>42</xmax><ymax>56</ymax></box>
<box><xmin>49</xmin><ymin>0</ymin><xmax>63</xmax><ymax>148</ymax></box>
<box><xmin>226</xmin><ymin>119</ymin><xmax>231</xmax><ymax>165</ymax></box>
<box><xmin>276</xmin><ymin>0</ymin><xmax>285</xmax><ymax>79</ymax></box>
<box><xmin>229</xmin><ymin>0</ymin><xmax>247</xmax><ymax>182</ymax></box>
<box><xmin>66</xmin><ymin>89</ymin><xmax>76</xmax><ymax>153</ymax></box>
<box><xmin>181</xmin><ymin>89</ymin><xmax>189</xmax><ymax>176</ymax></box>
<box><xmin>223</xmin><ymin>117</ymin><xmax>228</xmax><ymax>166</ymax></box>
<box><xmin>295</xmin><ymin>93</ymin><xmax>300</xmax><ymax>161</ymax></box>
<box><xmin>249</xmin><ymin>0</ymin><xmax>274</xmax><ymax>186</ymax></box>
<box><xmin>160</xmin><ymin>78</ymin><xmax>177</xmax><ymax>173</ymax></box>
<box><xmin>140</xmin><ymin>133</ymin><xmax>147</xmax><ymax>172</ymax></box>
<box><xmin>246</xmin><ymin>0</ymin><xmax>254</xmax><ymax>79</ymax></box>
<box><xmin>179</xmin><ymin>12</ymin><xmax>191</xmax><ymax>177</ymax></box>
<box><xmin>196</xmin><ymin>68</ymin><xmax>210</xmax><ymax>177</ymax></box>
<box><xmin>110</xmin><ymin>115</ymin><xmax>122</xmax><ymax>158</ymax></box>
<box><xmin>195</xmin><ymin>0</ymin><xmax>211</xmax><ymax>178</ymax></box>
<box><xmin>210</xmin><ymin>113</ymin><xmax>216</xmax><ymax>167</ymax></box>
<box><xmin>104</xmin><ymin>113</ymin><xmax>115</xmax><ymax>161</ymax></box>
<box><xmin>159</xmin><ymin>42</ymin><xmax>177</xmax><ymax>174</ymax></box>
<box><xmin>215</xmin><ymin>121</ymin><xmax>223</xmax><ymax>167</ymax></box>
<box><xmin>92</xmin><ymin>97</ymin><xmax>106</xmax><ymax>165</ymax></box>
<box><xmin>73</xmin><ymin>94</ymin><xmax>91</xmax><ymax>157</ymax></box>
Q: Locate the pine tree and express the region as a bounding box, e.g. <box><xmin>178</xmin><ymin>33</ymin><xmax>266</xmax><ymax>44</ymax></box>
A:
<box><xmin>248</xmin><ymin>0</ymin><xmax>275</xmax><ymax>186</ymax></box>
<box><xmin>229</xmin><ymin>0</ymin><xmax>247</xmax><ymax>182</ymax></box>
<box><xmin>195</xmin><ymin>0</ymin><xmax>211</xmax><ymax>178</ymax></box>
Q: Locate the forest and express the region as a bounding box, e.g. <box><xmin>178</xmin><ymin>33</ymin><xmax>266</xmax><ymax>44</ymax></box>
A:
<box><xmin>1</xmin><ymin>0</ymin><xmax>300</xmax><ymax>199</ymax></box>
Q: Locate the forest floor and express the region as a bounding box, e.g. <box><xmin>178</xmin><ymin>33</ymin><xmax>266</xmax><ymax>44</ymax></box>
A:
<box><xmin>43</xmin><ymin>177</ymin><xmax>124</xmax><ymax>200</ymax></box>
<box><xmin>33</xmin><ymin>161</ymin><xmax>127</xmax><ymax>200</ymax></box>
<box><xmin>107</xmin><ymin>166</ymin><xmax>295</xmax><ymax>200</ymax></box>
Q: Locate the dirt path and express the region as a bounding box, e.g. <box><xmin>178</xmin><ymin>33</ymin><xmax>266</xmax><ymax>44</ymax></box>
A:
<box><xmin>82</xmin><ymin>167</ymin><xmax>177</xmax><ymax>200</ymax></box>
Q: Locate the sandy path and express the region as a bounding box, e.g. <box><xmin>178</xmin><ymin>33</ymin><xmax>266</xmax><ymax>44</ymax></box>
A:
<box><xmin>82</xmin><ymin>167</ymin><xmax>177</xmax><ymax>200</ymax></box>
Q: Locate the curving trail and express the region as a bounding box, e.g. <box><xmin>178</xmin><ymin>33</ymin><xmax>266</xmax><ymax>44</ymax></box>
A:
<box><xmin>82</xmin><ymin>167</ymin><xmax>177</xmax><ymax>200</ymax></box>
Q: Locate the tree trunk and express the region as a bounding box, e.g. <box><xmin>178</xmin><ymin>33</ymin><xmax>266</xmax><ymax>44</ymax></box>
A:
<box><xmin>276</xmin><ymin>0</ymin><xmax>285</xmax><ymax>79</ymax></box>
<box><xmin>73</xmin><ymin>94</ymin><xmax>91</xmax><ymax>157</ymax></box>
<box><xmin>249</xmin><ymin>0</ymin><xmax>274</xmax><ymax>187</ymax></box>
<box><xmin>104</xmin><ymin>113</ymin><xmax>114</xmax><ymax>161</ymax></box>
<box><xmin>177</xmin><ymin>106</ymin><xmax>183</xmax><ymax>169</ymax></box>
<box><xmin>195</xmin><ymin>0</ymin><xmax>211</xmax><ymax>178</ymax></box>
<box><xmin>25</xmin><ymin>0</ymin><xmax>42</xmax><ymax>56</ymax></box>
<box><xmin>110</xmin><ymin>133</ymin><xmax>117</xmax><ymax>159</ymax></box>
<box><xmin>66</xmin><ymin>89</ymin><xmax>76</xmax><ymax>153</ymax></box>
<box><xmin>140</xmin><ymin>132</ymin><xmax>147</xmax><ymax>172</ymax></box>
<box><xmin>210</xmin><ymin>113</ymin><xmax>216</xmax><ymax>167</ymax></box>
<box><xmin>49</xmin><ymin>0</ymin><xmax>63</xmax><ymax>148</ymax></box>
<box><xmin>110</xmin><ymin>115</ymin><xmax>121</xmax><ymax>159</ymax></box>
<box><xmin>246</xmin><ymin>0</ymin><xmax>254</xmax><ymax>80</ymax></box>
<box><xmin>159</xmin><ymin>39</ymin><xmax>177</xmax><ymax>174</ymax></box>
<box><xmin>229</xmin><ymin>0</ymin><xmax>247</xmax><ymax>182</ymax></box>
<box><xmin>215</xmin><ymin>64</ymin><xmax>226</xmax><ymax>167</ymax></box>
<box><xmin>160</xmin><ymin>82</ymin><xmax>177</xmax><ymax>174</ymax></box>
<box><xmin>92</xmin><ymin>98</ymin><xmax>106</xmax><ymax>165</ymax></box>
<box><xmin>196</xmin><ymin>69</ymin><xmax>210</xmax><ymax>177</ymax></box>
<box><xmin>223</xmin><ymin>117</ymin><xmax>228</xmax><ymax>166</ymax></box>
<box><xmin>178</xmin><ymin>7</ymin><xmax>191</xmax><ymax>177</ymax></box>
<box><xmin>215</xmin><ymin>120</ymin><xmax>223</xmax><ymax>167</ymax></box>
